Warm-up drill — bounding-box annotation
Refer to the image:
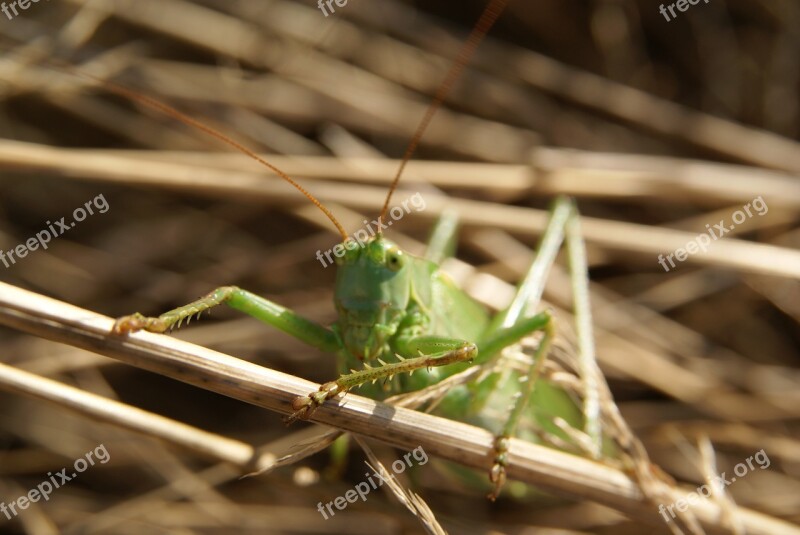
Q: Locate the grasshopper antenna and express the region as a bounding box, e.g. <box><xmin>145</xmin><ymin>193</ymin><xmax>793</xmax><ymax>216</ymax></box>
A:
<box><xmin>377</xmin><ymin>0</ymin><xmax>508</xmax><ymax>233</ymax></box>
<box><xmin>72</xmin><ymin>71</ymin><xmax>349</xmax><ymax>241</ymax></box>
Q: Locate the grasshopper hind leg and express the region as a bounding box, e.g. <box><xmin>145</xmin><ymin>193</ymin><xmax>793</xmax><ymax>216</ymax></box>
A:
<box><xmin>487</xmin><ymin>316</ymin><xmax>555</xmax><ymax>500</ymax></box>
<box><xmin>424</xmin><ymin>210</ymin><xmax>460</xmax><ymax>265</ymax></box>
<box><xmin>482</xmin><ymin>197</ymin><xmax>599</xmax><ymax>500</ymax></box>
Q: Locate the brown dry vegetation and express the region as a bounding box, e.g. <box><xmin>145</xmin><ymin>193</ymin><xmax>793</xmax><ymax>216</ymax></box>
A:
<box><xmin>0</xmin><ymin>0</ymin><xmax>799</xmax><ymax>534</ymax></box>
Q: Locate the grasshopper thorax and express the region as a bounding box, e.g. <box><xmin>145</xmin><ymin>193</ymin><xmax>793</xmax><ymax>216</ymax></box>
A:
<box><xmin>333</xmin><ymin>236</ymin><xmax>411</xmax><ymax>361</ymax></box>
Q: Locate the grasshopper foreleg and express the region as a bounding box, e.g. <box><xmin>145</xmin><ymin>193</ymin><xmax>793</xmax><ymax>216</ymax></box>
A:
<box><xmin>112</xmin><ymin>286</ymin><xmax>340</xmax><ymax>353</ymax></box>
<box><xmin>285</xmin><ymin>338</ymin><xmax>476</xmax><ymax>424</ymax></box>
<box><xmin>112</xmin><ymin>286</ymin><xmax>238</xmax><ymax>334</ymax></box>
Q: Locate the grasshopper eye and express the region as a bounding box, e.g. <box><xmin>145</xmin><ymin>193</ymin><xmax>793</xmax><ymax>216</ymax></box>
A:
<box><xmin>385</xmin><ymin>248</ymin><xmax>405</xmax><ymax>271</ymax></box>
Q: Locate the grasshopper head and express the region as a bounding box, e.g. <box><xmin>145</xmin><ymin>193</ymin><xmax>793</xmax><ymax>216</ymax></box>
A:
<box><xmin>334</xmin><ymin>235</ymin><xmax>411</xmax><ymax>361</ymax></box>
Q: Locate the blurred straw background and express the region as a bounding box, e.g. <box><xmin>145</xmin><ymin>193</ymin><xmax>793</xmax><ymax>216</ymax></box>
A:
<box><xmin>0</xmin><ymin>0</ymin><xmax>799</xmax><ymax>533</ymax></box>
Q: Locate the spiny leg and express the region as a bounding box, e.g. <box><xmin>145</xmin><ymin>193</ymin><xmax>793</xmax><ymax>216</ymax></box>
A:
<box><xmin>488</xmin><ymin>317</ymin><xmax>555</xmax><ymax>500</ymax></box>
<box><xmin>112</xmin><ymin>286</ymin><xmax>340</xmax><ymax>353</ymax></box>
<box><xmin>482</xmin><ymin>196</ymin><xmax>597</xmax><ymax>499</ymax></box>
<box><xmin>565</xmin><ymin>206</ymin><xmax>601</xmax><ymax>458</ymax></box>
<box><xmin>285</xmin><ymin>337</ymin><xmax>476</xmax><ymax>424</ymax></box>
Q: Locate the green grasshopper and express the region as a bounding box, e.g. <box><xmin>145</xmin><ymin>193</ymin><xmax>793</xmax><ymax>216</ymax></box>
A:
<box><xmin>109</xmin><ymin>0</ymin><xmax>597</xmax><ymax>500</ymax></box>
